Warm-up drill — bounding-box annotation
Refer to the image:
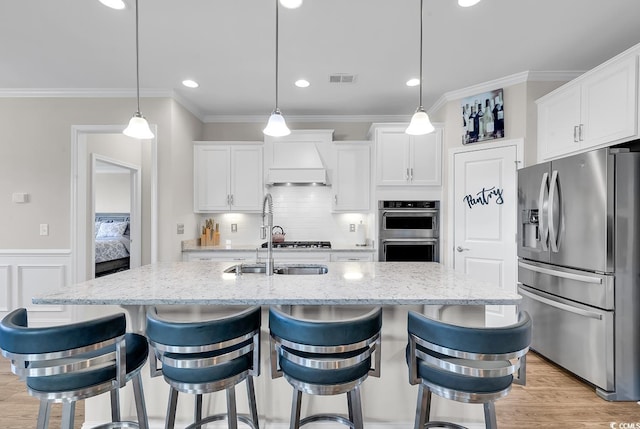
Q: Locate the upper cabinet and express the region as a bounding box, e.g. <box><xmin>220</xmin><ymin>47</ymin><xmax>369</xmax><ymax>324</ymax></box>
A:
<box><xmin>537</xmin><ymin>49</ymin><xmax>638</xmax><ymax>161</ymax></box>
<box><xmin>332</xmin><ymin>142</ymin><xmax>370</xmax><ymax>212</ymax></box>
<box><xmin>371</xmin><ymin>123</ymin><xmax>442</xmax><ymax>186</ymax></box>
<box><xmin>193</xmin><ymin>142</ymin><xmax>264</xmax><ymax>213</ymax></box>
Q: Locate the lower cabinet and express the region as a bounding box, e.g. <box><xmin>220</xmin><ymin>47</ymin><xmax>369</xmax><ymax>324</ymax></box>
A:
<box><xmin>330</xmin><ymin>252</ymin><xmax>374</xmax><ymax>262</ymax></box>
<box><xmin>183</xmin><ymin>251</ymin><xmax>252</xmax><ymax>262</ymax></box>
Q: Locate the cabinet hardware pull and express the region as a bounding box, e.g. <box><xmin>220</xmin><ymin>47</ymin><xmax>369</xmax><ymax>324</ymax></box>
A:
<box><xmin>230</xmin><ymin>194</ymin><xmax>234</xmax><ymax>205</ymax></box>
<box><xmin>406</xmin><ymin>168</ymin><xmax>410</xmax><ymax>181</ymax></box>
<box><xmin>410</xmin><ymin>168</ymin><xmax>414</xmax><ymax>181</ymax></box>
<box><xmin>573</xmin><ymin>125</ymin><xmax>579</xmax><ymax>142</ymax></box>
<box><xmin>578</xmin><ymin>124</ymin><xmax>584</xmax><ymax>141</ymax></box>
<box><xmin>334</xmin><ymin>195</ymin><xmax>338</xmax><ymax>204</ymax></box>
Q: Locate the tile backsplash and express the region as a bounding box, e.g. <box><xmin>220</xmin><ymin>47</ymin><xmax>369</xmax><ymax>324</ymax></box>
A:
<box><xmin>198</xmin><ymin>186</ymin><xmax>372</xmax><ymax>247</ymax></box>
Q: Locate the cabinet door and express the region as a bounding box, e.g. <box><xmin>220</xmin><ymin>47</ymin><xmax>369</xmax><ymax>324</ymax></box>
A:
<box><xmin>272</xmin><ymin>252</ymin><xmax>331</xmax><ymax>263</ymax></box>
<box><xmin>581</xmin><ymin>54</ymin><xmax>638</xmax><ymax>149</ymax></box>
<box><xmin>376</xmin><ymin>129</ymin><xmax>411</xmax><ymax>185</ymax></box>
<box><xmin>410</xmin><ymin>128</ymin><xmax>442</xmax><ymax>186</ymax></box>
<box><xmin>333</xmin><ymin>144</ymin><xmax>370</xmax><ymax>211</ymax></box>
<box><xmin>185</xmin><ymin>252</ymin><xmax>250</xmax><ymax>262</ymax></box>
<box><xmin>537</xmin><ymin>84</ymin><xmax>582</xmax><ymax>161</ymax></box>
<box><xmin>330</xmin><ymin>252</ymin><xmax>374</xmax><ymax>262</ymax></box>
<box><xmin>194</xmin><ymin>145</ymin><xmax>231</xmax><ymax>212</ymax></box>
<box><xmin>230</xmin><ymin>146</ymin><xmax>264</xmax><ymax>212</ymax></box>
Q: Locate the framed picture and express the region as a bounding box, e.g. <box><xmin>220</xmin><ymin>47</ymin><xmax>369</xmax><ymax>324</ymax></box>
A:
<box><xmin>461</xmin><ymin>88</ymin><xmax>504</xmax><ymax>144</ymax></box>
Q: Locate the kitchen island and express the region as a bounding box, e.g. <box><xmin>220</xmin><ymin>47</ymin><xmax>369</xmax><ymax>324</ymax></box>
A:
<box><xmin>33</xmin><ymin>261</ymin><xmax>520</xmax><ymax>306</ymax></box>
<box><xmin>32</xmin><ymin>261</ymin><xmax>521</xmax><ymax>429</ymax></box>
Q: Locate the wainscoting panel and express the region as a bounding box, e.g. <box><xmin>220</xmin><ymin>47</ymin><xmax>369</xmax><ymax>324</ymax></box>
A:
<box><xmin>0</xmin><ymin>250</ymin><xmax>72</xmax><ymax>326</ymax></box>
<box><xmin>0</xmin><ymin>265</ymin><xmax>10</xmax><ymax>312</ymax></box>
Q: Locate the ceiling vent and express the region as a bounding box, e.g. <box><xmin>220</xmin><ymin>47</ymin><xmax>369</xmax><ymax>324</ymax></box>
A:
<box><xmin>329</xmin><ymin>74</ymin><xmax>357</xmax><ymax>84</ymax></box>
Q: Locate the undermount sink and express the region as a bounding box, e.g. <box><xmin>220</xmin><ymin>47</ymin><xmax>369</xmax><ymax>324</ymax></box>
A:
<box><xmin>273</xmin><ymin>265</ymin><xmax>328</xmax><ymax>275</ymax></box>
<box><xmin>223</xmin><ymin>264</ymin><xmax>328</xmax><ymax>275</ymax></box>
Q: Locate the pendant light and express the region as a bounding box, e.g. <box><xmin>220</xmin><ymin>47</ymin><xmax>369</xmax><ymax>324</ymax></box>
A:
<box><xmin>458</xmin><ymin>0</ymin><xmax>481</xmax><ymax>7</ymax></box>
<box><xmin>123</xmin><ymin>0</ymin><xmax>154</xmax><ymax>140</ymax></box>
<box><xmin>263</xmin><ymin>0</ymin><xmax>291</xmax><ymax>137</ymax></box>
<box><xmin>406</xmin><ymin>0</ymin><xmax>434</xmax><ymax>136</ymax></box>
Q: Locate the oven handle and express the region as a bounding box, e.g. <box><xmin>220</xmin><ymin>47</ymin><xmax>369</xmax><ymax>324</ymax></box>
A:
<box><xmin>381</xmin><ymin>210</ymin><xmax>439</xmax><ymax>216</ymax></box>
<box><xmin>518</xmin><ymin>287</ymin><xmax>603</xmax><ymax>320</ymax></box>
<box><xmin>381</xmin><ymin>238</ymin><xmax>439</xmax><ymax>243</ymax></box>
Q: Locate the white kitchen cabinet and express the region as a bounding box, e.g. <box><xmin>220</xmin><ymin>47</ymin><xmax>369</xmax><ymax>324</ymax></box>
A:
<box><xmin>193</xmin><ymin>142</ymin><xmax>264</xmax><ymax>212</ymax></box>
<box><xmin>371</xmin><ymin>124</ymin><xmax>442</xmax><ymax>186</ymax></box>
<box><xmin>330</xmin><ymin>252</ymin><xmax>374</xmax><ymax>262</ymax></box>
<box><xmin>183</xmin><ymin>251</ymin><xmax>252</xmax><ymax>262</ymax></box>
<box><xmin>332</xmin><ymin>142</ymin><xmax>370</xmax><ymax>212</ymax></box>
<box><xmin>272</xmin><ymin>252</ymin><xmax>331</xmax><ymax>263</ymax></box>
<box><xmin>537</xmin><ymin>52</ymin><xmax>638</xmax><ymax>161</ymax></box>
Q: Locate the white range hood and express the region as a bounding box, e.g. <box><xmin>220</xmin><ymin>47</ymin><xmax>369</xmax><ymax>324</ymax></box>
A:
<box><xmin>266</xmin><ymin>132</ymin><xmax>332</xmax><ymax>186</ymax></box>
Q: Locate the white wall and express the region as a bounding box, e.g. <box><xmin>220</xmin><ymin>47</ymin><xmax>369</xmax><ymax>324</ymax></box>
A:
<box><xmin>0</xmin><ymin>97</ymin><xmax>203</xmax><ymax>267</ymax></box>
<box><xmin>95</xmin><ymin>172</ymin><xmax>130</xmax><ymax>213</ymax></box>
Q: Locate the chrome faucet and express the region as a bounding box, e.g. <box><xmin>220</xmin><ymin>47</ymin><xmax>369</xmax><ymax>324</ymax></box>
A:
<box><xmin>261</xmin><ymin>193</ymin><xmax>274</xmax><ymax>276</ymax></box>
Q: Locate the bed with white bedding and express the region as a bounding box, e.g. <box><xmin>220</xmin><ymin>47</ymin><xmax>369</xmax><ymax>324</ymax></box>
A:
<box><xmin>95</xmin><ymin>213</ymin><xmax>130</xmax><ymax>277</ymax></box>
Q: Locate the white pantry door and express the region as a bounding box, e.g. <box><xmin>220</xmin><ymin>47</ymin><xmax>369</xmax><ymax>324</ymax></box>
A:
<box><xmin>452</xmin><ymin>142</ymin><xmax>520</xmax><ymax>326</ymax></box>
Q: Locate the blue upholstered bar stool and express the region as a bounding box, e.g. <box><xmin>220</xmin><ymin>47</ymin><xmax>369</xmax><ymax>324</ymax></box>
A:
<box><xmin>407</xmin><ymin>311</ymin><xmax>531</xmax><ymax>429</ymax></box>
<box><xmin>0</xmin><ymin>308</ymin><xmax>149</xmax><ymax>429</ymax></box>
<box><xmin>145</xmin><ymin>306</ymin><xmax>261</xmax><ymax>429</ymax></box>
<box><xmin>269</xmin><ymin>306</ymin><xmax>383</xmax><ymax>429</ymax></box>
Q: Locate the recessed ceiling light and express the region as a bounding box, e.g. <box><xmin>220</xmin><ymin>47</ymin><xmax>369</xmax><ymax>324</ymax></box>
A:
<box><xmin>295</xmin><ymin>79</ymin><xmax>310</xmax><ymax>88</ymax></box>
<box><xmin>458</xmin><ymin>0</ymin><xmax>481</xmax><ymax>7</ymax></box>
<box><xmin>279</xmin><ymin>0</ymin><xmax>303</xmax><ymax>9</ymax></box>
<box><xmin>406</xmin><ymin>78</ymin><xmax>420</xmax><ymax>87</ymax></box>
<box><xmin>182</xmin><ymin>79</ymin><xmax>199</xmax><ymax>88</ymax></box>
<box><xmin>99</xmin><ymin>0</ymin><xmax>126</xmax><ymax>10</ymax></box>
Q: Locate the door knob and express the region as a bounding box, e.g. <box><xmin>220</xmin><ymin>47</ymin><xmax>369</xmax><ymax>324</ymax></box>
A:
<box><xmin>456</xmin><ymin>246</ymin><xmax>470</xmax><ymax>252</ymax></box>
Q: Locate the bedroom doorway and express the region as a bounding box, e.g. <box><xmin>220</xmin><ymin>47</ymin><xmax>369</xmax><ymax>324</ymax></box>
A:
<box><xmin>92</xmin><ymin>156</ymin><xmax>142</xmax><ymax>278</ymax></box>
<box><xmin>71</xmin><ymin>125</ymin><xmax>157</xmax><ymax>285</ymax></box>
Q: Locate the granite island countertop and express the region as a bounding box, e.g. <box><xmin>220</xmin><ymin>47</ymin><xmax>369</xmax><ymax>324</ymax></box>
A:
<box><xmin>33</xmin><ymin>261</ymin><xmax>521</xmax><ymax>306</ymax></box>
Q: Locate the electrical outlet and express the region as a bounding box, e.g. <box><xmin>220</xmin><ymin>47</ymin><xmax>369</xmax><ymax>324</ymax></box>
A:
<box><xmin>231</xmin><ymin>224</ymin><xmax>238</xmax><ymax>232</ymax></box>
<box><xmin>39</xmin><ymin>224</ymin><xmax>49</xmax><ymax>236</ymax></box>
<box><xmin>349</xmin><ymin>224</ymin><xmax>356</xmax><ymax>232</ymax></box>
<box><xmin>177</xmin><ymin>223</ymin><xmax>184</xmax><ymax>234</ymax></box>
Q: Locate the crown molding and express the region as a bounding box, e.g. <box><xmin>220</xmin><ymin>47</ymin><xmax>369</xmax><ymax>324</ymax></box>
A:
<box><xmin>202</xmin><ymin>114</ymin><xmax>410</xmax><ymax>124</ymax></box>
<box><xmin>427</xmin><ymin>70</ymin><xmax>584</xmax><ymax>115</ymax></box>
<box><xmin>0</xmin><ymin>88</ymin><xmax>173</xmax><ymax>98</ymax></box>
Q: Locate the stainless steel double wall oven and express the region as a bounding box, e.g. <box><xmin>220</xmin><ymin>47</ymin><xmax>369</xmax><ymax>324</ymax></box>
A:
<box><xmin>378</xmin><ymin>200</ymin><xmax>439</xmax><ymax>262</ymax></box>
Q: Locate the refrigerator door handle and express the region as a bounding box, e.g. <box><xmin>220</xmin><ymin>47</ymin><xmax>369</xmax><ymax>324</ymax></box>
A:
<box><xmin>518</xmin><ymin>261</ymin><xmax>603</xmax><ymax>284</ymax></box>
<box><xmin>518</xmin><ymin>287</ymin><xmax>603</xmax><ymax>320</ymax></box>
<box><xmin>548</xmin><ymin>169</ymin><xmax>561</xmax><ymax>252</ymax></box>
<box><xmin>538</xmin><ymin>172</ymin><xmax>549</xmax><ymax>251</ymax></box>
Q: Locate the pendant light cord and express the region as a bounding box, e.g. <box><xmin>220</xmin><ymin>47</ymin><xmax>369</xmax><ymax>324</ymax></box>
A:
<box><xmin>418</xmin><ymin>0</ymin><xmax>423</xmax><ymax>109</ymax></box>
<box><xmin>275</xmin><ymin>0</ymin><xmax>279</xmax><ymax>110</ymax></box>
<box><xmin>135</xmin><ymin>0</ymin><xmax>141</xmax><ymax>114</ymax></box>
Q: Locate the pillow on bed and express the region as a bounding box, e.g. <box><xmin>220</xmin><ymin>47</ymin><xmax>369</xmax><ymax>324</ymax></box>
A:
<box><xmin>97</xmin><ymin>221</ymin><xmax>128</xmax><ymax>238</ymax></box>
<box><xmin>94</xmin><ymin>221</ymin><xmax>102</xmax><ymax>237</ymax></box>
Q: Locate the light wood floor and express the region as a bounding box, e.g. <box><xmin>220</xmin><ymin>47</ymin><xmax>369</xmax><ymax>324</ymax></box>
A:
<box><xmin>0</xmin><ymin>352</ymin><xmax>638</xmax><ymax>428</ymax></box>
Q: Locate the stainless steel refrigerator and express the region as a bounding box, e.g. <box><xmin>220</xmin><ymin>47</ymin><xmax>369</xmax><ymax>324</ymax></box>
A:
<box><xmin>517</xmin><ymin>146</ymin><xmax>640</xmax><ymax>401</ymax></box>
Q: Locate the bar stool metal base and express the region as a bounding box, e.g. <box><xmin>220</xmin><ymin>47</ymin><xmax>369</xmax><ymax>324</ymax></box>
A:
<box><xmin>289</xmin><ymin>386</ymin><xmax>364</xmax><ymax>429</ymax></box>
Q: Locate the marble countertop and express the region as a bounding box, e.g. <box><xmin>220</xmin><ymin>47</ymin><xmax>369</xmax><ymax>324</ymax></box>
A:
<box><xmin>33</xmin><ymin>261</ymin><xmax>521</xmax><ymax>306</ymax></box>
<box><xmin>181</xmin><ymin>239</ymin><xmax>375</xmax><ymax>253</ymax></box>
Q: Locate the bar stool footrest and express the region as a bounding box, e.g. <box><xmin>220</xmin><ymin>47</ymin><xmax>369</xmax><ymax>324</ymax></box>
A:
<box><xmin>299</xmin><ymin>413</ymin><xmax>355</xmax><ymax>429</ymax></box>
<box><xmin>423</xmin><ymin>421</ymin><xmax>468</xmax><ymax>429</ymax></box>
<box><xmin>184</xmin><ymin>413</ymin><xmax>258</xmax><ymax>429</ymax></box>
<box><xmin>91</xmin><ymin>422</ymin><xmax>143</xmax><ymax>429</ymax></box>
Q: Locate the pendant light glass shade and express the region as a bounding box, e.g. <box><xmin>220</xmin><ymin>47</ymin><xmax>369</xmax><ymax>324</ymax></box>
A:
<box><xmin>264</xmin><ymin>0</ymin><xmax>291</xmax><ymax>137</ymax></box>
<box><xmin>263</xmin><ymin>108</ymin><xmax>291</xmax><ymax>137</ymax></box>
<box><xmin>458</xmin><ymin>0</ymin><xmax>481</xmax><ymax>7</ymax></box>
<box><xmin>279</xmin><ymin>0</ymin><xmax>302</xmax><ymax>9</ymax></box>
<box><xmin>406</xmin><ymin>107</ymin><xmax>435</xmax><ymax>135</ymax></box>
<box><xmin>406</xmin><ymin>0</ymin><xmax>434</xmax><ymax>136</ymax></box>
<box><xmin>124</xmin><ymin>112</ymin><xmax>154</xmax><ymax>139</ymax></box>
<box><xmin>124</xmin><ymin>0</ymin><xmax>154</xmax><ymax>140</ymax></box>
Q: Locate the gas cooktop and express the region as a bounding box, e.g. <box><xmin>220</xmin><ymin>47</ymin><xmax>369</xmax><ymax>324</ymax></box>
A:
<box><xmin>261</xmin><ymin>241</ymin><xmax>332</xmax><ymax>249</ymax></box>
